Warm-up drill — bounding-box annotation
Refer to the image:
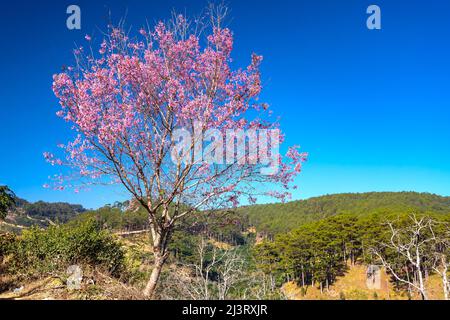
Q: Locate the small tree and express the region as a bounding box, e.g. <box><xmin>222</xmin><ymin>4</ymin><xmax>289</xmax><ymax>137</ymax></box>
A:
<box><xmin>0</xmin><ymin>186</ymin><xmax>16</xmax><ymax>220</ymax></box>
<box><xmin>46</xmin><ymin>6</ymin><xmax>306</xmax><ymax>298</ymax></box>
<box><xmin>175</xmin><ymin>237</ymin><xmax>244</xmax><ymax>300</ymax></box>
<box><xmin>431</xmin><ymin>225</ymin><xmax>450</xmax><ymax>300</ymax></box>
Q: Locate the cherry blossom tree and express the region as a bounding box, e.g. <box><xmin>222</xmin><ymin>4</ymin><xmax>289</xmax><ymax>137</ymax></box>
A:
<box><xmin>47</xmin><ymin>8</ymin><xmax>306</xmax><ymax>298</ymax></box>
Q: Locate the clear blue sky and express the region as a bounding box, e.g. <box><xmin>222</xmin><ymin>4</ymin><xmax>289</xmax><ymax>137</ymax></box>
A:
<box><xmin>1</xmin><ymin>0</ymin><xmax>449</xmax><ymax>209</ymax></box>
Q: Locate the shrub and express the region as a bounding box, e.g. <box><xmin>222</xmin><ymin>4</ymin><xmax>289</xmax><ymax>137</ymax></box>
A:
<box><xmin>6</xmin><ymin>219</ymin><xmax>124</xmax><ymax>277</ymax></box>
<box><xmin>0</xmin><ymin>233</ymin><xmax>16</xmax><ymax>254</ymax></box>
<box><xmin>300</xmin><ymin>286</ymin><xmax>307</xmax><ymax>297</ymax></box>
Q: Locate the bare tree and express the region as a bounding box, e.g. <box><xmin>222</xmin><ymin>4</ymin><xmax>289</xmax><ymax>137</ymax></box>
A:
<box><xmin>216</xmin><ymin>247</ymin><xmax>245</xmax><ymax>300</ymax></box>
<box><xmin>431</xmin><ymin>227</ymin><xmax>450</xmax><ymax>300</ymax></box>
<box><xmin>370</xmin><ymin>214</ymin><xmax>436</xmax><ymax>300</ymax></box>
<box><xmin>159</xmin><ymin>237</ymin><xmax>285</xmax><ymax>300</ymax></box>
<box><xmin>240</xmin><ymin>271</ymin><xmax>286</xmax><ymax>300</ymax></box>
<box><xmin>432</xmin><ymin>251</ymin><xmax>449</xmax><ymax>300</ymax></box>
<box><xmin>169</xmin><ymin>237</ymin><xmax>245</xmax><ymax>300</ymax></box>
<box><xmin>189</xmin><ymin>237</ymin><xmax>221</xmax><ymax>300</ymax></box>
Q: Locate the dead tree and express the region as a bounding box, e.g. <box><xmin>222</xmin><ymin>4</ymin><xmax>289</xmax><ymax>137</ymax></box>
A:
<box><xmin>431</xmin><ymin>227</ymin><xmax>450</xmax><ymax>300</ymax></box>
<box><xmin>178</xmin><ymin>237</ymin><xmax>245</xmax><ymax>300</ymax></box>
<box><xmin>370</xmin><ymin>214</ymin><xmax>436</xmax><ymax>300</ymax></box>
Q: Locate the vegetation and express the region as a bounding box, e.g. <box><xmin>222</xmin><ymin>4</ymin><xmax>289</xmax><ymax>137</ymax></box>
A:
<box><xmin>73</xmin><ymin>206</ymin><xmax>148</xmax><ymax>232</ymax></box>
<box><xmin>21</xmin><ymin>201</ymin><xmax>85</xmax><ymax>223</ymax></box>
<box><xmin>47</xmin><ymin>4</ymin><xmax>307</xmax><ymax>298</ymax></box>
<box><xmin>1</xmin><ymin>191</ymin><xmax>450</xmax><ymax>300</ymax></box>
<box><xmin>1</xmin><ymin>197</ymin><xmax>86</xmax><ymax>230</ymax></box>
<box><xmin>240</xmin><ymin>192</ymin><xmax>450</xmax><ymax>235</ymax></box>
<box><xmin>254</xmin><ymin>211</ymin><xmax>450</xmax><ymax>299</ymax></box>
<box><xmin>0</xmin><ymin>186</ymin><xmax>15</xmax><ymax>220</ymax></box>
<box><xmin>2</xmin><ymin>219</ymin><xmax>125</xmax><ymax>278</ymax></box>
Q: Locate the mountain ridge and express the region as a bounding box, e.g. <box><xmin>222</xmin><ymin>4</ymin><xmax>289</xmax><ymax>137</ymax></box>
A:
<box><xmin>238</xmin><ymin>191</ymin><xmax>450</xmax><ymax>234</ymax></box>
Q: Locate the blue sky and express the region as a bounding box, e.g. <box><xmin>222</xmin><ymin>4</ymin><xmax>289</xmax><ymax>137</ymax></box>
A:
<box><xmin>0</xmin><ymin>0</ymin><xmax>449</xmax><ymax>209</ymax></box>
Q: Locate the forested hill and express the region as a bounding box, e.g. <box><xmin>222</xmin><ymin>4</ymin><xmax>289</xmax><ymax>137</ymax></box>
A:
<box><xmin>239</xmin><ymin>192</ymin><xmax>450</xmax><ymax>234</ymax></box>
<box><xmin>4</xmin><ymin>192</ymin><xmax>450</xmax><ymax>237</ymax></box>
<box><xmin>2</xmin><ymin>198</ymin><xmax>86</xmax><ymax>231</ymax></box>
<box><xmin>19</xmin><ymin>200</ymin><xmax>86</xmax><ymax>222</ymax></box>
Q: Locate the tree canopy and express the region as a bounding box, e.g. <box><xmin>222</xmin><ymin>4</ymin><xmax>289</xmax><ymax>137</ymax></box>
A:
<box><xmin>0</xmin><ymin>186</ymin><xmax>15</xmax><ymax>220</ymax></box>
<box><xmin>240</xmin><ymin>192</ymin><xmax>450</xmax><ymax>234</ymax></box>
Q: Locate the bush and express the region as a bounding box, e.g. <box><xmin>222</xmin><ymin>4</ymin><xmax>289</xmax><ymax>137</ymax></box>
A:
<box><xmin>6</xmin><ymin>219</ymin><xmax>125</xmax><ymax>277</ymax></box>
<box><xmin>300</xmin><ymin>286</ymin><xmax>307</xmax><ymax>297</ymax></box>
<box><xmin>0</xmin><ymin>233</ymin><xmax>16</xmax><ymax>253</ymax></box>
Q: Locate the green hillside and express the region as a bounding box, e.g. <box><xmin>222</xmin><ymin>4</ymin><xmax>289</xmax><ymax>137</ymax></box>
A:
<box><xmin>1</xmin><ymin>198</ymin><xmax>86</xmax><ymax>232</ymax></box>
<box><xmin>239</xmin><ymin>192</ymin><xmax>450</xmax><ymax>234</ymax></box>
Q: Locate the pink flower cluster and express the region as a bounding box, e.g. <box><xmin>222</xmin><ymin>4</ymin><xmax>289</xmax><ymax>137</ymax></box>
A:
<box><xmin>46</xmin><ymin>17</ymin><xmax>306</xmax><ymax>204</ymax></box>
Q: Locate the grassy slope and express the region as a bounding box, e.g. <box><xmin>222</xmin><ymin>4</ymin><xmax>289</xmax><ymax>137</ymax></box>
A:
<box><xmin>283</xmin><ymin>264</ymin><xmax>447</xmax><ymax>300</ymax></box>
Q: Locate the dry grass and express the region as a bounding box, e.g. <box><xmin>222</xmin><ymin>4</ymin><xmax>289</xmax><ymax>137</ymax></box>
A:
<box><xmin>282</xmin><ymin>263</ymin><xmax>447</xmax><ymax>300</ymax></box>
<box><xmin>0</xmin><ymin>233</ymin><xmax>150</xmax><ymax>300</ymax></box>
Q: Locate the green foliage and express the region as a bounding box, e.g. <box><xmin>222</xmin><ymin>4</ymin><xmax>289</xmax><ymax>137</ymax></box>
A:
<box><xmin>168</xmin><ymin>210</ymin><xmax>250</xmax><ymax>263</ymax></box>
<box><xmin>3</xmin><ymin>191</ymin><xmax>449</xmax><ymax>299</ymax></box>
<box><xmin>169</xmin><ymin>231</ymin><xmax>199</xmax><ymax>264</ymax></box>
<box><xmin>5</xmin><ymin>219</ymin><xmax>125</xmax><ymax>277</ymax></box>
<box><xmin>22</xmin><ymin>201</ymin><xmax>86</xmax><ymax>223</ymax></box>
<box><xmin>2</xmin><ymin>195</ymin><xmax>86</xmax><ymax>229</ymax></box>
<box><xmin>253</xmin><ymin>240</ymin><xmax>280</xmax><ymax>275</ymax></box>
<box><xmin>74</xmin><ymin>206</ymin><xmax>148</xmax><ymax>231</ymax></box>
<box><xmin>73</xmin><ymin>204</ymin><xmax>250</xmax><ymax>267</ymax></box>
<box><xmin>345</xmin><ymin>289</ymin><xmax>369</xmax><ymax>300</ymax></box>
<box><xmin>0</xmin><ymin>186</ymin><xmax>16</xmax><ymax>219</ymax></box>
<box><xmin>0</xmin><ymin>233</ymin><xmax>16</xmax><ymax>257</ymax></box>
<box><xmin>240</xmin><ymin>192</ymin><xmax>450</xmax><ymax>235</ymax></box>
<box><xmin>254</xmin><ymin>211</ymin><xmax>450</xmax><ymax>292</ymax></box>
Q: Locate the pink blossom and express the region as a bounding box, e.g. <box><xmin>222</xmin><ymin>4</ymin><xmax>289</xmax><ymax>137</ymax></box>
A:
<box><xmin>46</xmin><ymin>15</ymin><xmax>306</xmax><ymax>204</ymax></box>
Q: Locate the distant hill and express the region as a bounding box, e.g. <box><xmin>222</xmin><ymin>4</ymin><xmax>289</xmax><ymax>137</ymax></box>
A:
<box><xmin>238</xmin><ymin>192</ymin><xmax>450</xmax><ymax>234</ymax></box>
<box><xmin>3</xmin><ymin>191</ymin><xmax>450</xmax><ymax>236</ymax></box>
<box><xmin>0</xmin><ymin>198</ymin><xmax>86</xmax><ymax>233</ymax></box>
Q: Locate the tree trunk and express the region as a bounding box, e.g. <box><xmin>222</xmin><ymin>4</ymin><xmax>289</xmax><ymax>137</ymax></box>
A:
<box><xmin>301</xmin><ymin>270</ymin><xmax>305</xmax><ymax>287</ymax></box>
<box><xmin>143</xmin><ymin>220</ymin><xmax>172</xmax><ymax>299</ymax></box>
<box><xmin>143</xmin><ymin>252</ymin><xmax>165</xmax><ymax>298</ymax></box>
<box><xmin>270</xmin><ymin>274</ymin><xmax>275</xmax><ymax>292</ymax></box>
<box><xmin>417</xmin><ymin>269</ymin><xmax>428</xmax><ymax>300</ymax></box>
<box><xmin>440</xmin><ymin>255</ymin><xmax>449</xmax><ymax>300</ymax></box>
<box><xmin>416</xmin><ymin>250</ymin><xmax>428</xmax><ymax>300</ymax></box>
<box><xmin>406</xmin><ymin>270</ymin><xmax>412</xmax><ymax>297</ymax></box>
<box><xmin>443</xmin><ymin>272</ymin><xmax>449</xmax><ymax>301</ymax></box>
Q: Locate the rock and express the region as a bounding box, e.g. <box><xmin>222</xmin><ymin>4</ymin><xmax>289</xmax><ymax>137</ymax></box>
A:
<box><xmin>13</xmin><ymin>286</ymin><xmax>24</xmax><ymax>293</ymax></box>
<box><xmin>366</xmin><ymin>265</ymin><xmax>381</xmax><ymax>290</ymax></box>
<box><xmin>66</xmin><ymin>265</ymin><xmax>83</xmax><ymax>290</ymax></box>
